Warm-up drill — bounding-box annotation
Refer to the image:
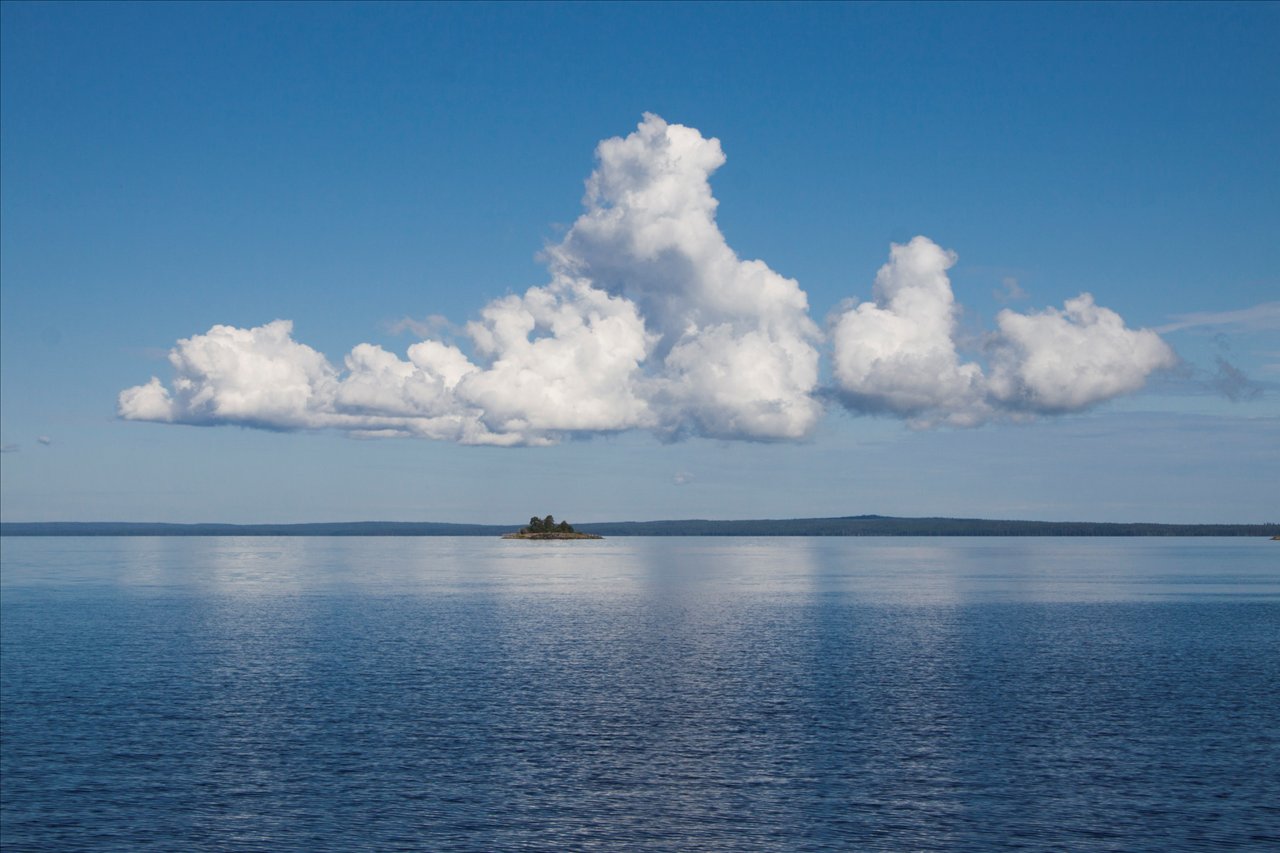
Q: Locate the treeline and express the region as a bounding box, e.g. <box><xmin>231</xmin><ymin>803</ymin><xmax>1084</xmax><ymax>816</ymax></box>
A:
<box><xmin>521</xmin><ymin>515</ymin><xmax>575</xmax><ymax>534</ymax></box>
<box><xmin>572</xmin><ymin>516</ymin><xmax>1279</xmax><ymax>537</ymax></box>
<box><xmin>3</xmin><ymin>516</ymin><xmax>1275</xmax><ymax>537</ymax></box>
<box><xmin>0</xmin><ymin>521</ymin><xmax>509</xmax><ymax>537</ymax></box>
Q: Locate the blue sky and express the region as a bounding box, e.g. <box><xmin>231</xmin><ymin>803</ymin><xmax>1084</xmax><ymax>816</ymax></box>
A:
<box><xmin>2</xmin><ymin>2</ymin><xmax>1276</xmax><ymax>524</ymax></box>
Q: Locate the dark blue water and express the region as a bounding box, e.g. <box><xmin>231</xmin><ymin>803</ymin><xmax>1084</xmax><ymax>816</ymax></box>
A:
<box><xmin>3</xmin><ymin>537</ymin><xmax>1278</xmax><ymax>851</ymax></box>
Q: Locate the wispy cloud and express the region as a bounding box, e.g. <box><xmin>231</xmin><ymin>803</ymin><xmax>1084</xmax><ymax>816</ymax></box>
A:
<box><xmin>1156</xmin><ymin>302</ymin><xmax>1280</xmax><ymax>334</ymax></box>
<box><xmin>120</xmin><ymin>115</ymin><xmax>1176</xmax><ymax>445</ymax></box>
<box><xmin>388</xmin><ymin>314</ymin><xmax>455</xmax><ymax>339</ymax></box>
<box><xmin>0</xmin><ymin>443</ymin><xmax>18</xmax><ymax>454</ymax></box>
<box><xmin>993</xmin><ymin>276</ymin><xmax>1026</xmax><ymax>302</ymax></box>
<box><xmin>1207</xmin><ymin>357</ymin><xmax>1264</xmax><ymax>402</ymax></box>
<box><xmin>672</xmin><ymin>471</ymin><xmax>695</xmax><ymax>486</ymax></box>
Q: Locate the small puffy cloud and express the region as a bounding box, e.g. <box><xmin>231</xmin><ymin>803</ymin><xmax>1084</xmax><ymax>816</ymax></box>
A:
<box><xmin>673</xmin><ymin>471</ymin><xmax>695</xmax><ymax>486</ymax></box>
<box><xmin>119</xmin><ymin>320</ymin><xmax>338</xmax><ymax>430</ymax></box>
<box><xmin>831</xmin><ymin>237</ymin><xmax>989</xmax><ymax>426</ymax></box>
<box><xmin>994</xmin><ymin>276</ymin><xmax>1026</xmax><ymax>302</ymax></box>
<box><xmin>118</xmin><ymin>377</ymin><xmax>177</xmax><ymax>423</ymax></box>
<box><xmin>36</xmin><ymin>436</ymin><xmax>52</xmax><ymax>446</ymax></box>
<box><xmin>987</xmin><ymin>294</ymin><xmax>1178</xmax><ymax>413</ymax></box>
<box><xmin>832</xmin><ymin>236</ymin><xmax>1176</xmax><ymax>425</ymax></box>
<box><xmin>120</xmin><ymin>116</ymin><xmax>1174</xmax><ymax>445</ymax></box>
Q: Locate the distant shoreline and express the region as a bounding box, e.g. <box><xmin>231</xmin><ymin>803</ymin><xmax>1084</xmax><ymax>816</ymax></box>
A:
<box><xmin>2</xmin><ymin>517</ymin><xmax>1275</xmax><ymax>538</ymax></box>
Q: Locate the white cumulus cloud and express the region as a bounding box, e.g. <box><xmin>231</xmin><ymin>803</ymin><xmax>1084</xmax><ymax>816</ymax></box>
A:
<box><xmin>987</xmin><ymin>294</ymin><xmax>1179</xmax><ymax>413</ymax></box>
<box><xmin>550</xmin><ymin>113</ymin><xmax>821</xmax><ymax>440</ymax></box>
<box><xmin>831</xmin><ymin>236</ymin><xmax>1177</xmax><ymax>425</ymax></box>
<box><xmin>120</xmin><ymin>115</ymin><xmax>820</xmax><ymax>445</ymax></box>
<box><xmin>831</xmin><ymin>236</ymin><xmax>990</xmax><ymax>426</ymax></box>
<box><xmin>120</xmin><ymin>116</ymin><xmax>1175</xmax><ymax>444</ymax></box>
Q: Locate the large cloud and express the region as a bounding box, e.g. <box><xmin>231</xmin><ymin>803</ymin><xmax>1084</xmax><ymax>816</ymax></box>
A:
<box><xmin>121</xmin><ymin>115</ymin><xmax>1175</xmax><ymax>444</ymax></box>
<box><xmin>550</xmin><ymin>115</ymin><xmax>822</xmax><ymax>439</ymax></box>
<box><xmin>831</xmin><ymin>236</ymin><xmax>1178</xmax><ymax>425</ymax></box>
<box><xmin>121</xmin><ymin>115</ymin><xmax>820</xmax><ymax>444</ymax></box>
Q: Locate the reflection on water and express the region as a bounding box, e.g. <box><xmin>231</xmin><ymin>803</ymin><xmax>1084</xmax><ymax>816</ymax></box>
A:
<box><xmin>2</xmin><ymin>537</ymin><xmax>1278</xmax><ymax>851</ymax></box>
<box><xmin>4</xmin><ymin>536</ymin><xmax>1277</xmax><ymax>603</ymax></box>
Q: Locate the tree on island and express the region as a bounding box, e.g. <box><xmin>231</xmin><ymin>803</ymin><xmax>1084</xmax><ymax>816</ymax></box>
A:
<box><xmin>522</xmin><ymin>514</ymin><xmax>575</xmax><ymax>535</ymax></box>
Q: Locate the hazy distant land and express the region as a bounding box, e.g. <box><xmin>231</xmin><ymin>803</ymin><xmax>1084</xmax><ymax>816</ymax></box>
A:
<box><xmin>2</xmin><ymin>516</ymin><xmax>1275</xmax><ymax>537</ymax></box>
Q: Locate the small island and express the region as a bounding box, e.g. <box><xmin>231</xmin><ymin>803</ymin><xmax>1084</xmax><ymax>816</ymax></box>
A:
<box><xmin>502</xmin><ymin>515</ymin><xmax>603</xmax><ymax>540</ymax></box>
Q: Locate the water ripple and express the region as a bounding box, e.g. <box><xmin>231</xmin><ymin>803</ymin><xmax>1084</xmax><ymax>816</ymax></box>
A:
<box><xmin>3</xmin><ymin>537</ymin><xmax>1278</xmax><ymax>850</ymax></box>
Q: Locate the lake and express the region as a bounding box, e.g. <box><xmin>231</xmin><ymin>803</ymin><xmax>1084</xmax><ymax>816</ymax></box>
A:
<box><xmin>2</xmin><ymin>536</ymin><xmax>1278</xmax><ymax>851</ymax></box>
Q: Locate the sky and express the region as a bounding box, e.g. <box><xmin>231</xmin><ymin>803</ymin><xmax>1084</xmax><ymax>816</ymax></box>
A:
<box><xmin>2</xmin><ymin>1</ymin><xmax>1277</xmax><ymax>525</ymax></box>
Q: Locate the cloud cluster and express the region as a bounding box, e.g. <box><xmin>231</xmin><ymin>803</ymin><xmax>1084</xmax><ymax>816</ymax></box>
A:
<box><xmin>120</xmin><ymin>115</ymin><xmax>1175</xmax><ymax>444</ymax></box>
<box><xmin>831</xmin><ymin>236</ymin><xmax>1178</xmax><ymax>426</ymax></box>
<box><xmin>121</xmin><ymin>115</ymin><xmax>819</xmax><ymax>445</ymax></box>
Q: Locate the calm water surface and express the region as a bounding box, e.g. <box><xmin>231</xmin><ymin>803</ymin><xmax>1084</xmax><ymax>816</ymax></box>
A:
<box><xmin>2</xmin><ymin>537</ymin><xmax>1278</xmax><ymax>851</ymax></box>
